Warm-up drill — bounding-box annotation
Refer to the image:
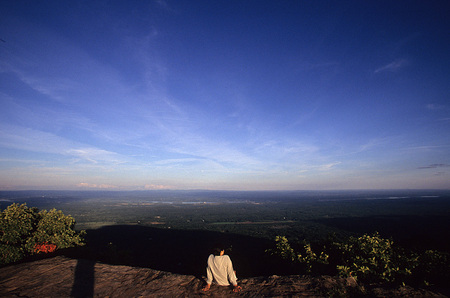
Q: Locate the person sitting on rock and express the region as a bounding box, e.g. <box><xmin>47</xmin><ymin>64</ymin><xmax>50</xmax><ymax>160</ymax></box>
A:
<box><xmin>202</xmin><ymin>245</ymin><xmax>241</xmax><ymax>292</ymax></box>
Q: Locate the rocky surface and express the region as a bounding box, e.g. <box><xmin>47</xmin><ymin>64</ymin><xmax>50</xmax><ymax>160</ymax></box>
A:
<box><xmin>0</xmin><ymin>256</ymin><xmax>446</xmax><ymax>297</ymax></box>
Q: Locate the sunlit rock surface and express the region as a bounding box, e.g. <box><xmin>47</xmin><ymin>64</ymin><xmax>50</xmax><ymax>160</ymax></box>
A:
<box><xmin>0</xmin><ymin>256</ymin><xmax>445</xmax><ymax>297</ymax></box>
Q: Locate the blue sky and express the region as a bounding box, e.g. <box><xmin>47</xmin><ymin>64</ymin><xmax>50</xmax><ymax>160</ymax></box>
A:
<box><xmin>0</xmin><ymin>1</ymin><xmax>449</xmax><ymax>190</ymax></box>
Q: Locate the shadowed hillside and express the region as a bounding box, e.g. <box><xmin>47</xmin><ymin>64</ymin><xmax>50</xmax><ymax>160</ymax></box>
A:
<box><xmin>62</xmin><ymin>224</ymin><xmax>293</xmax><ymax>278</ymax></box>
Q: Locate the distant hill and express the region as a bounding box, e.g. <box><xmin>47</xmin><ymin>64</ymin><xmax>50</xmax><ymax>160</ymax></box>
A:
<box><xmin>0</xmin><ymin>256</ymin><xmax>446</xmax><ymax>297</ymax></box>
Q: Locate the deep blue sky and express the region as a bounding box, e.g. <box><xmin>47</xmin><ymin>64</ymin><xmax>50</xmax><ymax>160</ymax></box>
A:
<box><xmin>1</xmin><ymin>1</ymin><xmax>449</xmax><ymax>190</ymax></box>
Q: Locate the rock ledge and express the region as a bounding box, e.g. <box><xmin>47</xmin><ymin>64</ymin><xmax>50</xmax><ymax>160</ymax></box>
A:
<box><xmin>0</xmin><ymin>256</ymin><xmax>445</xmax><ymax>297</ymax></box>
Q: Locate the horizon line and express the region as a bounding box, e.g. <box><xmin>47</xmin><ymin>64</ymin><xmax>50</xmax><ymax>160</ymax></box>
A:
<box><xmin>1</xmin><ymin>188</ymin><xmax>449</xmax><ymax>193</ymax></box>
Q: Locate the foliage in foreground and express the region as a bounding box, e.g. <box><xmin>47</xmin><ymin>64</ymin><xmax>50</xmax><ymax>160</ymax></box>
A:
<box><xmin>334</xmin><ymin>232</ymin><xmax>416</xmax><ymax>283</ymax></box>
<box><xmin>270</xmin><ymin>235</ymin><xmax>329</xmax><ymax>273</ymax></box>
<box><xmin>0</xmin><ymin>203</ymin><xmax>85</xmax><ymax>265</ymax></box>
<box><xmin>269</xmin><ymin>232</ymin><xmax>449</xmax><ymax>287</ymax></box>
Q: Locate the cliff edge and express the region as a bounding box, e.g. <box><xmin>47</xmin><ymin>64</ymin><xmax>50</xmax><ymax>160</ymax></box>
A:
<box><xmin>0</xmin><ymin>256</ymin><xmax>445</xmax><ymax>297</ymax></box>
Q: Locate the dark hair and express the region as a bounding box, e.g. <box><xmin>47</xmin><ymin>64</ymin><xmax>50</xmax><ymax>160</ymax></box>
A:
<box><xmin>213</xmin><ymin>243</ymin><xmax>227</xmax><ymax>256</ymax></box>
<box><xmin>213</xmin><ymin>247</ymin><xmax>223</xmax><ymax>256</ymax></box>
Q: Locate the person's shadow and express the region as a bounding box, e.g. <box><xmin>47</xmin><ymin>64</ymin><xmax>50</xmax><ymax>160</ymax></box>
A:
<box><xmin>70</xmin><ymin>259</ymin><xmax>95</xmax><ymax>298</ymax></box>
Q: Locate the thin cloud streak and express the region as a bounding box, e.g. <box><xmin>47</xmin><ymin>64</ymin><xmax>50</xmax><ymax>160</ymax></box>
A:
<box><xmin>426</xmin><ymin>104</ymin><xmax>448</xmax><ymax>111</ymax></box>
<box><xmin>418</xmin><ymin>164</ymin><xmax>450</xmax><ymax>169</ymax></box>
<box><xmin>374</xmin><ymin>59</ymin><xmax>409</xmax><ymax>73</ymax></box>
<box><xmin>0</xmin><ymin>124</ymin><xmax>127</xmax><ymax>164</ymax></box>
<box><xmin>77</xmin><ymin>182</ymin><xmax>118</xmax><ymax>189</ymax></box>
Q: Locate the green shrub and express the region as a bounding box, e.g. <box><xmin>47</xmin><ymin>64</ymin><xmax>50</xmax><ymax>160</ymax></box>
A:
<box><xmin>269</xmin><ymin>232</ymin><xmax>433</xmax><ymax>285</ymax></box>
<box><xmin>335</xmin><ymin>232</ymin><xmax>416</xmax><ymax>283</ymax></box>
<box><xmin>269</xmin><ymin>235</ymin><xmax>329</xmax><ymax>273</ymax></box>
<box><xmin>414</xmin><ymin>249</ymin><xmax>450</xmax><ymax>286</ymax></box>
<box><xmin>298</xmin><ymin>242</ymin><xmax>329</xmax><ymax>273</ymax></box>
<box><xmin>272</xmin><ymin>236</ymin><xmax>296</xmax><ymax>262</ymax></box>
<box><xmin>0</xmin><ymin>203</ymin><xmax>85</xmax><ymax>264</ymax></box>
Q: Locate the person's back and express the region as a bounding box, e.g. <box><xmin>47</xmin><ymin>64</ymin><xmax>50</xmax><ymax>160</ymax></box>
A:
<box><xmin>203</xmin><ymin>246</ymin><xmax>241</xmax><ymax>292</ymax></box>
<box><xmin>206</xmin><ymin>254</ymin><xmax>236</xmax><ymax>286</ymax></box>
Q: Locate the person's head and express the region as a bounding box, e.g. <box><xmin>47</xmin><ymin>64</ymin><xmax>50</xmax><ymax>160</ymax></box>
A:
<box><xmin>213</xmin><ymin>243</ymin><xmax>226</xmax><ymax>256</ymax></box>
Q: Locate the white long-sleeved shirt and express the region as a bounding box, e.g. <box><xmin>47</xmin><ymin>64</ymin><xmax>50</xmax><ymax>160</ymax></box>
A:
<box><xmin>206</xmin><ymin>254</ymin><xmax>237</xmax><ymax>286</ymax></box>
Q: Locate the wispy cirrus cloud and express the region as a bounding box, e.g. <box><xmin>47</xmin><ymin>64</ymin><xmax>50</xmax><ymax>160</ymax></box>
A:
<box><xmin>0</xmin><ymin>124</ymin><xmax>127</xmax><ymax>165</ymax></box>
<box><xmin>374</xmin><ymin>59</ymin><xmax>409</xmax><ymax>73</ymax></box>
<box><xmin>418</xmin><ymin>163</ymin><xmax>450</xmax><ymax>169</ymax></box>
<box><xmin>11</xmin><ymin>69</ymin><xmax>80</xmax><ymax>104</ymax></box>
<box><xmin>67</xmin><ymin>148</ymin><xmax>125</xmax><ymax>164</ymax></box>
<box><xmin>426</xmin><ymin>104</ymin><xmax>447</xmax><ymax>111</ymax></box>
<box><xmin>0</xmin><ymin>124</ymin><xmax>79</xmax><ymax>155</ymax></box>
<box><xmin>317</xmin><ymin>161</ymin><xmax>342</xmax><ymax>171</ymax></box>
<box><xmin>154</xmin><ymin>158</ymin><xmax>204</xmax><ymax>165</ymax></box>
<box><xmin>342</xmin><ymin>137</ymin><xmax>395</xmax><ymax>156</ymax></box>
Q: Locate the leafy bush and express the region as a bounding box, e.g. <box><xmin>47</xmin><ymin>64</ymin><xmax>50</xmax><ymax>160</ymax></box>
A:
<box><xmin>272</xmin><ymin>236</ymin><xmax>296</xmax><ymax>261</ymax></box>
<box><xmin>269</xmin><ymin>235</ymin><xmax>329</xmax><ymax>273</ymax></box>
<box><xmin>0</xmin><ymin>203</ymin><xmax>85</xmax><ymax>264</ymax></box>
<box><xmin>335</xmin><ymin>232</ymin><xmax>416</xmax><ymax>283</ymax></box>
<box><xmin>413</xmin><ymin>249</ymin><xmax>450</xmax><ymax>286</ymax></box>
<box><xmin>270</xmin><ymin>232</ymin><xmax>450</xmax><ymax>287</ymax></box>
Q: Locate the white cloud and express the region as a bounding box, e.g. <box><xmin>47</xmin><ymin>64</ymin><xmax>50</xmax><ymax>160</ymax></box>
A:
<box><xmin>338</xmin><ymin>137</ymin><xmax>397</xmax><ymax>156</ymax></box>
<box><xmin>374</xmin><ymin>59</ymin><xmax>408</xmax><ymax>73</ymax></box>
<box><xmin>426</xmin><ymin>103</ymin><xmax>447</xmax><ymax>111</ymax></box>
<box><xmin>12</xmin><ymin>69</ymin><xmax>79</xmax><ymax>103</ymax></box>
<box><xmin>77</xmin><ymin>182</ymin><xmax>118</xmax><ymax>189</ymax></box>
<box><xmin>154</xmin><ymin>158</ymin><xmax>203</xmax><ymax>165</ymax></box>
<box><xmin>67</xmin><ymin>148</ymin><xmax>125</xmax><ymax>164</ymax></box>
<box><xmin>255</xmin><ymin>139</ymin><xmax>318</xmax><ymax>155</ymax></box>
<box><xmin>166</xmin><ymin>132</ymin><xmax>262</xmax><ymax>169</ymax></box>
<box><xmin>0</xmin><ymin>124</ymin><xmax>127</xmax><ymax>164</ymax></box>
<box><xmin>317</xmin><ymin>161</ymin><xmax>342</xmax><ymax>171</ymax></box>
<box><xmin>0</xmin><ymin>125</ymin><xmax>78</xmax><ymax>155</ymax></box>
<box><xmin>144</xmin><ymin>184</ymin><xmax>171</xmax><ymax>190</ymax></box>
